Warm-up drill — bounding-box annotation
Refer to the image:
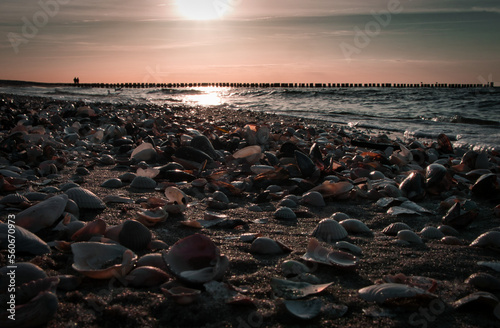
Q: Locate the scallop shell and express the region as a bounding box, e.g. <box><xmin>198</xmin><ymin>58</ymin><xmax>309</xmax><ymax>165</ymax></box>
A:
<box><xmin>465</xmin><ymin>273</ymin><xmax>500</xmax><ymax>291</ymax></box>
<box><xmin>250</xmin><ymin>237</ymin><xmax>292</xmax><ymax>255</ymax></box>
<box><xmin>301</xmin><ymin>238</ymin><xmax>358</xmax><ymax>269</ymax></box>
<box><xmin>124</xmin><ymin>266</ymin><xmax>170</xmax><ymax>288</ymax></box>
<box><xmin>71</xmin><ymin>242</ymin><xmax>137</xmax><ymax>279</ymax></box>
<box><xmin>419</xmin><ymin>226</ymin><xmax>445</xmax><ymax>240</ymax></box>
<box><xmin>15</xmin><ymin>194</ymin><xmax>69</xmax><ymax>232</ymax></box>
<box><xmin>66</xmin><ymin>187</ymin><xmax>106</xmax><ymax>209</ymax></box>
<box><xmin>277</xmin><ymin>198</ymin><xmax>297</xmax><ymax>208</ymax></box>
<box><xmin>339</xmin><ymin>219</ymin><xmax>371</xmax><ymax>234</ymax></box>
<box><xmin>311</xmin><ymin>219</ymin><xmax>348</xmax><ymax>242</ymax></box>
<box><xmin>397</xmin><ymin>230</ymin><xmax>423</xmax><ymax>244</ymax></box>
<box><xmin>470</xmin><ymin>231</ymin><xmax>500</xmax><ymax>248</ymax></box>
<box><xmin>130</xmin><ymin>176</ymin><xmax>157</xmax><ymax>190</ymax></box>
<box><xmin>359</xmin><ymin>283</ymin><xmax>437</xmax><ymax>304</ymax></box>
<box><xmin>273</xmin><ymin>206</ymin><xmax>297</xmax><ymax>220</ymax></box>
<box><xmin>0</xmin><ymin>223</ymin><xmax>51</xmax><ymax>255</ymax></box>
<box><xmin>100</xmin><ymin>178</ymin><xmax>123</xmax><ymax>188</ymax></box>
<box><xmin>382</xmin><ymin>222</ymin><xmax>412</xmax><ymax>236</ymax></box>
<box><xmin>478</xmin><ymin>261</ymin><xmax>500</xmax><ymax>272</ymax></box>
<box><xmin>284</xmin><ymin>298</ymin><xmax>323</xmax><ymax>320</ymax></box>
<box><xmin>301</xmin><ymin>191</ymin><xmax>326</xmax><ymax>207</ymax></box>
<box><xmin>330</xmin><ymin>212</ymin><xmax>349</xmax><ymax>222</ymax></box>
<box><xmin>118</xmin><ymin>220</ymin><xmax>152</xmax><ymax>251</ymax></box>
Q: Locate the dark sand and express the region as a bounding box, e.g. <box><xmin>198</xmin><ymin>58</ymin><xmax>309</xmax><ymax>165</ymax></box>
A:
<box><xmin>0</xmin><ymin>93</ymin><xmax>499</xmax><ymax>328</ymax></box>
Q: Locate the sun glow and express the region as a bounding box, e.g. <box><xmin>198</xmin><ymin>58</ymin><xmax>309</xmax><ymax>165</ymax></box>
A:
<box><xmin>174</xmin><ymin>0</ymin><xmax>231</xmax><ymax>20</ymax></box>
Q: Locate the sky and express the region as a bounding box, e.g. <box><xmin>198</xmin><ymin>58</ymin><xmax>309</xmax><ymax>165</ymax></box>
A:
<box><xmin>0</xmin><ymin>0</ymin><xmax>499</xmax><ymax>84</ymax></box>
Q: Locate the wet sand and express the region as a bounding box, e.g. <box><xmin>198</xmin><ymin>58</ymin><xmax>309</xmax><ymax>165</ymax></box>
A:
<box><xmin>0</xmin><ymin>93</ymin><xmax>499</xmax><ymax>327</ymax></box>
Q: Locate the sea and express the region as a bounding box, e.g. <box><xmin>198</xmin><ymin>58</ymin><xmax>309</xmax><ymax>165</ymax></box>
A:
<box><xmin>1</xmin><ymin>85</ymin><xmax>499</xmax><ymax>151</ymax></box>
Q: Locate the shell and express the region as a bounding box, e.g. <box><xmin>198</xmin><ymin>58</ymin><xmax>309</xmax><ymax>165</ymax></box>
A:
<box><xmin>359</xmin><ymin>283</ymin><xmax>437</xmax><ymax>304</ymax></box>
<box><xmin>0</xmin><ymin>193</ymin><xmax>29</xmax><ymax>205</ymax></box>
<box><xmin>0</xmin><ymin>223</ymin><xmax>51</xmax><ymax>255</ymax></box>
<box><xmin>339</xmin><ymin>219</ymin><xmax>371</xmax><ymax>234</ymax></box>
<box><xmin>136</xmin><ymin>253</ymin><xmax>169</xmax><ymax>272</ymax></box>
<box><xmin>250</xmin><ymin>237</ymin><xmax>292</xmax><ymax>255</ymax></box>
<box><xmin>163</xmin><ymin>234</ymin><xmax>229</xmax><ymax>284</ymax></box>
<box><xmin>0</xmin><ymin>263</ymin><xmax>47</xmax><ymax>293</ymax></box>
<box><xmin>284</xmin><ymin>298</ymin><xmax>323</xmax><ymax>320</ymax></box>
<box><xmin>130</xmin><ymin>142</ymin><xmax>156</xmax><ymax>162</ymax></box>
<box><xmin>330</xmin><ymin>212</ymin><xmax>350</xmax><ymax>222</ymax></box>
<box><xmin>399</xmin><ymin>171</ymin><xmax>426</xmax><ymax>200</ymax></box>
<box><xmin>136</xmin><ymin>167</ymin><xmax>160</xmax><ymax>179</ymax></box>
<box><xmin>71</xmin><ymin>218</ymin><xmax>106</xmax><ymax>241</ymax></box>
<box><xmin>130</xmin><ymin>176</ymin><xmax>157</xmax><ymax>190</ymax></box>
<box><xmin>301</xmin><ymin>238</ymin><xmax>358</xmax><ymax>269</ymax></box>
<box><xmin>118</xmin><ymin>220</ymin><xmax>152</xmax><ymax>251</ymax></box>
<box><xmin>71</xmin><ymin>242</ymin><xmax>137</xmax><ymax>279</ymax></box>
<box><xmin>100</xmin><ymin>178</ymin><xmax>123</xmax><ymax>188</ymax></box>
<box><xmin>277</xmin><ymin>198</ymin><xmax>298</xmax><ymax>208</ymax></box>
<box><xmin>310</xmin><ymin>181</ymin><xmax>353</xmax><ymax>199</ymax></box>
<box><xmin>419</xmin><ymin>226</ymin><xmax>445</xmax><ymax>240</ymax></box>
<box><xmin>440</xmin><ymin>236</ymin><xmax>464</xmax><ymax>245</ymax></box>
<box><xmin>270</xmin><ymin>277</ymin><xmax>333</xmax><ymax>300</ymax></box>
<box><xmin>478</xmin><ymin>261</ymin><xmax>500</xmax><ymax>272</ymax></box>
<box><xmin>137</xmin><ymin>208</ymin><xmax>168</xmax><ymax>227</ymax></box>
<box><xmin>311</xmin><ymin>219</ymin><xmax>348</xmax><ymax>242</ymax></box>
<box><xmin>125</xmin><ymin>266</ymin><xmax>170</xmax><ymax>287</ymax></box>
<box><xmin>301</xmin><ymin>191</ymin><xmax>326</xmax><ymax>207</ymax></box>
<box><xmin>273</xmin><ymin>206</ymin><xmax>297</xmax><ymax>220</ymax></box>
<box><xmin>66</xmin><ymin>187</ymin><xmax>106</xmax><ymax>209</ymax></box>
<box><xmin>397</xmin><ymin>230</ymin><xmax>423</xmax><ymax>244</ymax></box>
<box><xmin>382</xmin><ymin>222</ymin><xmax>412</xmax><ymax>236</ymax></box>
<box><xmin>161</xmin><ymin>285</ymin><xmax>201</xmax><ymax>305</ymax></box>
<box><xmin>15</xmin><ymin>194</ymin><xmax>69</xmax><ymax>232</ymax></box>
<box><xmin>250</xmin><ymin>165</ymin><xmax>275</xmax><ymax>175</ymax></box>
<box><xmin>232</xmin><ymin>145</ymin><xmax>262</xmax><ymax>164</ymax></box>
<box><xmin>471</xmin><ymin>173</ymin><xmax>497</xmax><ymax>197</ymax></box>
<box><xmin>212</xmin><ymin>190</ymin><xmax>229</xmax><ymax>204</ymax></box>
<box><xmin>295</xmin><ymin>150</ymin><xmax>316</xmax><ymax>178</ymax></box>
<box><xmin>453</xmin><ymin>291</ymin><xmax>499</xmax><ymax>311</ymax></box>
<box><xmin>190</xmin><ymin>135</ymin><xmax>219</xmax><ymax>160</ymax></box>
<box><xmin>164</xmin><ymin>186</ymin><xmax>188</xmax><ymax>213</ymax></box>
<box><xmin>281</xmin><ymin>260</ymin><xmax>310</xmax><ymax>276</ymax></box>
<box><xmin>465</xmin><ymin>273</ymin><xmax>500</xmax><ymax>291</ymax></box>
<box><xmin>470</xmin><ymin>231</ymin><xmax>500</xmax><ymax>249</ymax></box>
<box><xmin>437</xmin><ymin>225</ymin><xmax>459</xmax><ymax>236</ymax></box>
<box><xmin>335</xmin><ymin>241</ymin><xmax>362</xmax><ymax>255</ymax></box>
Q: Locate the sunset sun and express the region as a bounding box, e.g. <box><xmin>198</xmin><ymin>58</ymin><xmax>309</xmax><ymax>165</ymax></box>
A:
<box><xmin>175</xmin><ymin>0</ymin><xmax>231</xmax><ymax>20</ymax></box>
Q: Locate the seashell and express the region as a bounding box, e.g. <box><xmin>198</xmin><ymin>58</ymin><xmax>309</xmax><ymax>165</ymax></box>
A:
<box><xmin>330</xmin><ymin>212</ymin><xmax>350</xmax><ymax>222</ymax></box>
<box><xmin>0</xmin><ymin>277</ymin><xmax>59</xmax><ymax>328</ymax></box>
<box><xmin>239</xmin><ymin>232</ymin><xmax>262</xmax><ymax>243</ymax></box>
<box><xmin>250</xmin><ymin>237</ymin><xmax>292</xmax><ymax>255</ymax></box>
<box><xmin>233</xmin><ymin>145</ymin><xmax>262</xmax><ymax>164</ymax></box>
<box><xmin>0</xmin><ymin>193</ymin><xmax>29</xmax><ymax>206</ymax></box>
<box><xmin>453</xmin><ymin>291</ymin><xmax>499</xmax><ymax>311</ymax></box>
<box><xmin>250</xmin><ymin>165</ymin><xmax>275</xmax><ymax>175</ymax></box>
<box><xmin>359</xmin><ymin>283</ymin><xmax>437</xmax><ymax>304</ymax></box>
<box><xmin>162</xmin><ymin>285</ymin><xmax>201</xmax><ymax>305</ymax></box>
<box><xmin>136</xmin><ymin>167</ymin><xmax>160</xmax><ymax>179</ymax></box>
<box><xmin>425</xmin><ymin>163</ymin><xmax>448</xmax><ymax>187</ymax></box>
<box><xmin>478</xmin><ymin>261</ymin><xmax>500</xmax><ymax>272</ymax></box>
<box><xmin>397</xmin><ymin>230</ymin><xmax>423</xmax><ymax>244</ymax></box>
<box><xmin>295</xmin><ymin>150</ymin><xmax>316</xmax><ymax>178</ymax></box>
<box><xmin>387</xmin><ymin>206</ymin><xmax>420</xmax><ymax>216</ymax></box>
<box><xmin>400</xmin><ymin>200</ymin><xmax>433</xmax><ymax>214</ymax></box>
<box><xmin>301</xmin><ymin>238</ymin><xmax>358</xmax><ymax>269</ymax></box>
<box><xmin>103</xmin><ymin>195</ymin><xmax>134</xmax><ymax>204</ymax></box>
<box><xmin>470</xmin><ymin>231</ymin><xmax>500</xmax><ymax>249</ymax></box>
<box><xmin>163</xmin><ymin>234</ymin><xmax>229</xmax><ymax>284</ymax></box>
<box><xmin>256</xmin><ymin>125</ymin><xmax>270</xmax><ymax>145</ymax></box>
<box><xmin>277</xmin><ymin>198</ymin><xmax>297</xmax><ymax>208</ymax></box>
<box><xmin>270</xmin><ymin>278</ymin><xmax>333</xmax><ymax>300</ymax></box>
<box><xmin>0</xmin><ymin>223</ymin><xmax>51</xmax><ymax>255</ymax></box>
<box><xmin>440</xmin><ymin>236</ymin><xmax>464</xmax><ymax>245</ymax></box>
<box><xmin>130</xmin><ymin>142</ymin><xmax>156</xmax><ymax>162</ymax></box>
<box><xmin>125</xmin><ymin>266</ymin><xmax>170</xmax><ymax>287</ymax></box>
<box><xmin>437</xmin><ymin>225</ymin><xmax>459</xmax><ymax>236</ymax></box>
<box><xmin>65</xmin><ymin>199</ymin><xmax>80</xmax><ymax>218</ymax></box>
<box><xmin>442</xmin><ymin>202</ymin><xmax>478</xmax><ymax>229</ymax></box>
<box><xmin>130</xmin><ymin>176</ymin><xmax>157</xmax><ymax>190</ymax></box>
<box><xmin>281</xmin><ymin>260</ymin><xmax>310</xmax><ymax>276</ymax></box>
<box><xmin>137</xmin><ymin>207</ymin><xmax>168</xmax><ymax>227</ymax></box>
<box><xmin>248</xmin><ymin>204</ymin><xmax>263</xmax><ymax>212</ymax></box>
<box><xmin>310</xmin><ymin>181</ymin><xmax>353</xmax><ymax>199</ymax></box>
<box><xmin>369</xmin><ymin>171</ymin><xmax>385</xmax><ymax>180</ymax></box>
<box><xmin>164</xmin><ymin>186</ymin><xmax>188</xmax><ymax>213</ymax></box>
<box><xmin>118</xmin><ymin>220</ymin><xmax>152</xmax><ymax>251</ymax></box>
<box><xmin>419</xmin><ymin>226</ymin><xmax>445</xmax><ymax>240</ymax></box>
<box><xmin>118</xmin><ymin>172</ymin><xmax>137</xmax><ymax>183</ymax></box>
<box><xmin>339</xmin><ymin>219</ymin><xmax>371</xmax><ymax>234</ymax></box>
<box><xmin>284</xmin><ymin>298</ymin><xmax>323</xmax><ymax>320</ymax></box>
<box><xmin>273</xmin><ymin>206</ymin><xmax>297</xmax><ymax>220</ymax></box>
<box><xmin>56</xmin><ymin>274</ymin><xmax>82</xmax><ymax>291</ymax></box>
<box><xmin>335</xmin><ymin>241</ymin><xmax>362</xmax><ymax>255</ymax></box>
<box><xmin>190</xmin><ymin>135</ymin><xmax>219</xmax><ymax>160</ymax></box>
<box><xmin>99</xmin><ymin>154</ymin><xmax>115</xmax><ymax>165</ymax></box>
<box><xmin>212</xmin><ymin>190</ymin><xmax>229</xmax><ymax>203</ymax></box>
<box><xmin>66</xmin><ymin>187</ymin><xmax>106</xmax><ymax>209</ymax></box>
<box><xmin>22</xmin><ymin>191</ymin><xmax>50</xmax><ymax>202</ymax></box>
<box><xmin>71</xmin><ymin>242</ymin><xmax>137</xmax><ymax>279</ymax></box>
<box><xmin>399</xmin><ymin>171</ymin><xmax>426</xmax><ymax>200</ymax></box>
<box><xmin>312</xmin><ymin>219</ymin><xmax>348</xmax><ymax>242</ymax></box>
<box><xmin>136</xmin><ymin>253</ymin><xmax>169</xmax><ymax>272</ymax></box>
<box><xmin>301</xmin><ymin>191</ymin><xmax>325</xmax><ymax>207</ymax></box>
<box><xmin>71</xmin><ymin>218</ymin><xmax>106</xmax><ymax>241</ymax></box>
<box><xmin>382</xmin><ymin>222</ymin><xmax>412</xmax><ymax>236</ymax></box>
<box><xmin>15</xmin><ymin>194</ymin><xmax>69</xmax><ymax>232</ymax></box>
<box><xmin>101</xmin><ymin>178</ymin><xmax>123</xmax><ymax>188</ymax></box>
<box><xmin>471</xmin><ymin>173</ymin><xmax>497</xmax><ymax>197</ymax></box>
<box><xmin>0</xmin><ymin>263</ymin><xmax>47</xmax><ymax>293</ymax></box>
<box><xmin>465</xmin><ymin>273</ymin><xmax>500</xmax><ymax>291</ymax></box>
<box><xmin>191</xmin><ymin>178</ymin><xmax>208</xmax><ymax>188</ymax></box>
<box><xmin>381</xmin><ymin>273</ymin><xmax>437</xmax><ymax>292</ymax></box>
<box><xmin>173</xmin><ymin>146</ymin><xmax>215</xmax><ymax>169</ymax></box>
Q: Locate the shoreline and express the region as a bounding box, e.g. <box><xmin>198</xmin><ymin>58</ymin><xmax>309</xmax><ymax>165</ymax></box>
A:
<box><xmin>0</xmin><ymin>93</ymin><xmax>499</xmax><ymax>327</ymax></box>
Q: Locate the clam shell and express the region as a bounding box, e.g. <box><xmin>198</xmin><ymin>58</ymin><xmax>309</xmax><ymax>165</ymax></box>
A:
<box><xmin>312</xmin><ymin>219</ymin><xmax>348</xmax><ymax>242</ymax></box>
<box><xmin>250</xmin><ymin>165</ymin><xmax>275</xmax><ymax>175</ymax></box>
<box><xmin>130</xmin><ymin>176</ymin><xmax>157</xmax><ymax>190</ymax></box>
<box><xmin>164</xmin><ymin>186</ymin><xmax>188</xmax><ymax>213</ymax></box>
<box><xmin>66</xmin><ymin>187</ymin><xmax>106</xmax><ymax>209</ymax></box>
<box><xmin>163</xmin><ymin>234</ymin><xmax>229</xmax><ymax>284</ymax></box>
<box><xmin>100</xmin><ymin>178</ymin><xmax>123</xmax><ymax>188</ymax></box>
<box><xmin>130</xmin><ymin>142</ymin><xmax>156</xmax><ymax>162</ymax></box>
<box><xmin>359</xmin><ymin>283</ymin><xmax>437</xmax><ymax>304</ymax></box>
<box><xmin>339</xmin><ymin>219</ymin><xmax>371</xmax><ymax>234</ymax></box>
<box><xmin>420</xmin><ymin>226</ymin><xmax>445</xmax><ymax>240</ymax></box>
<box><xmin>301</xmin><ymin>191</ymin><xmax>325</xmax><ymax>207</ymax></box>
<box><xmin>118</xmin><ymin>220</ymin><xmax>152</xmax><ymax>251</ymax></box>
<box><xmin>301</xmin><ymin>238</ymin><xmax>358</xmax><ymax>269</ymax></box>
<box><xmin>399</xmin><ymin>171</ymin><xmax>426</xmax><ymax>200</ymax></box>
<box><xmin>71</xmin><ymin>242</ymin><xmax>137</xmax><ymax>279</ymax></box>
<box><xmin>71</xmin><ymin>218</ymin><xmax>106</xmax><ymax>241</ymax></box>
<box><xmin>470</xmin><ymin>231</ymin><xmax>500</xmax><ymax>248</ymax></box>
<box><xmin>233</xmin><ymin>145</ymin><xmax>262</xmax><ymax>164</ymax></box>
<box><xmin>273</xmin><ymin>206</ymin><xmax>297</xmax><ymax>220</ymax></box>
<box><xmin>284</xmin><ymin>298</ymin><xmax>323</xmax><ymax>320</ymax></box>
<box><xmin>397</xmin><ymin>230</ymin><xmax>423</xmax><ymax>244</ymax></box>
<box><xmin>382</xmin><ymin>222</ymin><xmax>412</xmax><ymax>236</ymax></box>
<box><xmin>212</xmin><ymin>190</ymin><xmax>229</xmax><ymax>204</ymax></box>
<box><xmin>136</xmin><ymin>253</ymin><xmax>169</xmax><ymax>272</ymax></box>
<box><xmin>465</xmin><ymin>273</ymin><xmax>500</xmax><ymax>291</ymax></box>
<box><xmin>0</xmin><ymin>263</ymin><xmax>47</xmax><ymax>293</ymax></box>
<box><xmin>15</xmin><ymin>194</ymin><xmax>69</xmax><ymax>232</ymax></box>
<box><xmin>0</xmin><ymin>223</ymin><xmax>51</xmax><ymax>255</ymax></box>
<box><xmin>250</xmin><ymin>237</ymin><xmax>292</xmax><ymax>255</ymax></box>
<box><xmin>125</xmin><ymin>266</ymin><xmax>170</xmax><ymax>287</ymax></box>
<box><xmin>478</xmin><ymin>261</ymin><xmax>500</xmax><ymax>272</ymax></box>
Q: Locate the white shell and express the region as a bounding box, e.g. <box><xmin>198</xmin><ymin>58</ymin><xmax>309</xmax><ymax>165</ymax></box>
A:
<box><xmin>312</xmin><ymin>219</ymin><xmax>348</xmax><ymax>242</ymax></box>
<box><xmin>66</xmin><ymin>187</ymin><xmax>106</xmax><ymax>209</ymax></box>
<box><xmin>301</xmin><ymin>238</ymin><xmax>358</xmax><ymax>269</ymax></box>
<box><xmin>339</xmin><ymin>219</ymin><xmax>371</xmax><ymax>234</ymax></box>
<box><xmin>419</xmin><ymin>226</ymin><xmax>444</xmax><ymax>240</ymax></box>
<box><xmin>397</xmin><ymin>230</ymin><xmax>423</xmax><ymax>244</ymax></box>
<box><xmin>273</xmin><ymin>207</ymin><xmax>297</xmax><ymax>220</ymax></box>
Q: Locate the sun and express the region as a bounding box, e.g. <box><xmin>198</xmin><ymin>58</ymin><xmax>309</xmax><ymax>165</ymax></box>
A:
<box><xmin>175</xmin><ymin>0</ymin><xmax>231</xmax><ymax>20</ymax></box>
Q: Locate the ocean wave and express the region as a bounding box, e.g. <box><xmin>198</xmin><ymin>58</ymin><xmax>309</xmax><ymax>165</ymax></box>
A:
<box><xmin>147</xmin><ymin>88</ymin><xmax>204</xmax><ymax>95</ymax></box>
<box><xmin>428</xmin><ymin>115</ymin><xmax>500</xmax><ymax>126</ymax></box>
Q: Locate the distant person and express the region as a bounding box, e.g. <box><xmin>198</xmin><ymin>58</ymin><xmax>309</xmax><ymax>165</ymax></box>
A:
<box><xmin>76</xmin><ymin>77</ymin><xmax>80</xmax><ymax>84</ymax></box>
<box><xmin>73</xmin><ymin>77</ymin><xmax>77</xmax><ymax>84</ymax></box>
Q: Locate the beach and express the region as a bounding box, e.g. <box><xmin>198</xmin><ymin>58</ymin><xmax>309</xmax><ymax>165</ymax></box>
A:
<box><xmin>0</xmin><ymin>92</ymin><xmax>499</xmax><ymax>328</ymax></box>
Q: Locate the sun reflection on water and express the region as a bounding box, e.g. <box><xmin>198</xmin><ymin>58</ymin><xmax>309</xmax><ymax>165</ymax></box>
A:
<box><xmin>184</xmin><ymin>87</ymin><xmax>226</xmax><ymax>106</ymax></box>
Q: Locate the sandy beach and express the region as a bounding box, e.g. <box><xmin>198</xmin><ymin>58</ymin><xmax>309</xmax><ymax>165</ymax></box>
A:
<box><xmin>0</xmin><ymin>93</ymin><xmax>499</xmax><ymax>328</ymax></box>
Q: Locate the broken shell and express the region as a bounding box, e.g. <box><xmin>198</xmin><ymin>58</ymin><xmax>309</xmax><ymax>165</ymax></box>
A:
<box><xmin>118</xmin><ymin>220</ymin><xmax>152</xmax><ymax>251</ymax></box>
<box><xmin>163</xmin><ymin>234</ymin><xmax>229</xmax><ymax>284</ymax></box>
<box><xmin>382</xmin><ymin>222</ymin><xmax>411</xmax><ymax>236</ymax></box>
<box><xmin>66</xmin><ymin>187</ymin><xmax>106</xmax><ymax>209</ymax></box>
<box><xmin>301</xmin><ymin>238</ymin><xmax>358</xmax><ymax>269</ymax></box>
<box><xmin>466</xmin><ymin>273</ymin><xmax>500</xmax><ymax>291</ymax></box>
<box><xmin>250</xmin><ymin>237</ymin><xmax>292</xmax><ymax>255</ymax></box>
<box><xmin>71</xmin><ymin>242</ymin><xmax>137</xmax><ymax>279</ymax></box>
<box><xmin>101</xmin><ymin>178</ymin><xmax>123</xmax><ymax>188</ymax></box>
<box><xmin>301</xmin><ymin>191</ymin><xmax>325</xmax><ymax>207</ymax></box>
<box><xmin>71</xmin><ymin>218</ymin><xmax>106</xmax><ymax>241</ymax></box>
<box><xmin>125</xmin><ymin>266</ymin><xmax>170</xmax><ymax>287</ymax></box>
<box><xmin>273</xmin><ymin>206</ymin><xmax>297</xmax><ymax>220</ymax></box>
<box><xmin>0</xmin><ymin>223</ymin><xmax>51</xmax><ymax>255</ymax></box>
<box><xmin>162</xmin><ymin>285</ymin><xmax>201</xmax><ymax>305</ymax></box>
<box><xmin>130</xmin><ymin>176</ymin><xmax>157</xmax><ymax>190</ymax></box>
<box><xmin>311</xmin><ymin>219</ymin><xmax>348</xmax><ymax>242</ymax></box>
<box><xmin>284</xmin><ymin>298</ymin><xmax>323</xmax><ymax>320</ymax></box>
<box><xmin>470</xmin><ymin>231</ymin><xmax>500</xmax><ymax>249</ymax></box>
<box><xmin>281</xmin><ymin>260</ymin><xmax>310</xmax><ymax>276</ymax></box>
<box><xmin>359</xmin><ymin>283</ymin><xmax>437</xmax><ymax>304</ymax></box>
<box><xmin>270</xmin><ymin>277</ymin><xmax>333</xmax><ymax>300</ymax></box>
<box><xmin>164</xmin><ymin>186</ymin><xmax>188</xmax><ymax>213</ymax></box>
<box><xmin>339</xmin><ymin>219</ymin><xmax>371</xmax><ymax>234</ymax></box>
<box><xmin>137</xmin><ymin>207</ymin><xmax>168</xmax><ymax>227</ymax></box>
<box><xmin>15</xmin><ymin>194</ymin><xmax>68</xmax><ymax>232</ymax></box>
<box><xmin>419</xmin><ymin>226</ymin><xmax>445</xmax><ymax>240</ymax></box>
<box><xmin>397</xmin><ymin>230</ymin><xmax>423</xmax><ymax>244</ymax></box>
